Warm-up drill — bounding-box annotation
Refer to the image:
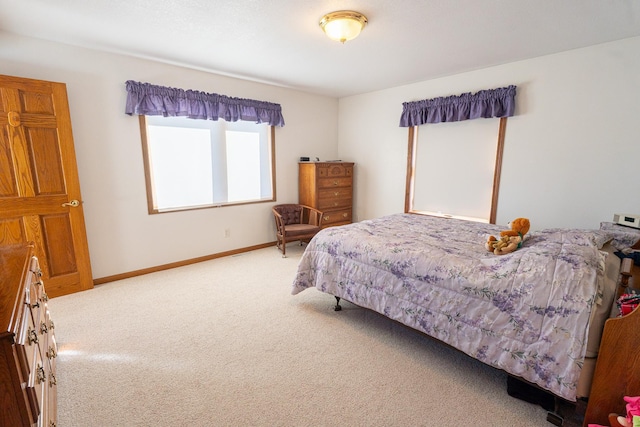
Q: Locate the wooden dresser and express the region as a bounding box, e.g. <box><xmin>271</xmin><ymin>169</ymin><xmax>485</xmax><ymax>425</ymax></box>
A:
<box><xmin>299</xmin><ymin>162</ymin><xmax>354</xmax><ymax>228</ymax></box>
<box><xmin>0</xmin><ymin>243</ymin><xmax>58</xmax><ymax>427</ymax></box>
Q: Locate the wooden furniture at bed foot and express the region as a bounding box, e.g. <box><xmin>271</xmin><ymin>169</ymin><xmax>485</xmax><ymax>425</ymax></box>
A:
<box><xmin>0</xmin><ymin>243</ymin><xmax>58</xmax><ymax>427</ymax></box>
<box><xmin>298</xmin><ymin>162</ymin><xmax>354</xmax><ymax>228</ymax></box>
<box><xmin>583</xmin><ymin>304</ymin><xmax>640</xmax><ymax>426</ymax></box>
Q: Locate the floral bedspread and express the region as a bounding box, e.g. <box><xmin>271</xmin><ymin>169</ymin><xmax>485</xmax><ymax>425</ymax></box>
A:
<box><xmin>292</xmin><ymin>214</ymin><xmax>614</xmax><ymax>401</ymax></box>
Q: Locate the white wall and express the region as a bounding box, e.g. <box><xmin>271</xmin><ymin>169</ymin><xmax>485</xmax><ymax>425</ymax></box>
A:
<box><xmin>3</xmin><ymin>32</ymin><xmax>639</xmax><ymax>278</ymax></box>
<box><xmin>0</xmin><ymin>32</ymin><xmax>339</xmax><ymax>278</ymax></box>
<box><xmin>339</xmin><ymin>36</ymin><xmax>640</xmax><ymax>231</ymax></box>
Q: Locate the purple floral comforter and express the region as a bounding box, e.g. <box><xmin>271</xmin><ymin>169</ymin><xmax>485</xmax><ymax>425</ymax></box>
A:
<box><xmin>292</xmin><ymin>214</ymin><xmax>614</xmax><ymax>401</ymax></box>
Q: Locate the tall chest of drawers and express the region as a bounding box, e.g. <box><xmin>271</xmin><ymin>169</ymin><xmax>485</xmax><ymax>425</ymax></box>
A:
<box><xmin>0</xmin><ymin>243</ymin><xmax>58</xmax><ymax>427</ymax></box>
<box><xmin>299</xmin><ymin>162</ymin><xmax>354</xmax><ymax>228</ymax></box>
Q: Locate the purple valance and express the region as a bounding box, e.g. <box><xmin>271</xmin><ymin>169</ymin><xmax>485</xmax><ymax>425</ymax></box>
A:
<box><xmin>125</xmin><ymin>80</ymin><xmax>285</xmax><ymax>127</ymax></box>
<box><xmin>399</xmin><ymin>85</ymin><xmax>516</xmax><ymax>127</ymax></box>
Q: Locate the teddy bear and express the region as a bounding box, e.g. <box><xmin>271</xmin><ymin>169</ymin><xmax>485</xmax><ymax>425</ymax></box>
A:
<box><xmin>485</xmin><ymin>217</ymin><xmax>531</xmax><ymax>255</ymax></box>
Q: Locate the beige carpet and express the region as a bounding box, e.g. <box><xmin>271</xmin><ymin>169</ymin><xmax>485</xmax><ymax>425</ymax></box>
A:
<box><xmin>49</xmin><ymin>243</ymin><xmax>550</xmax><ymax>426</ymax></box>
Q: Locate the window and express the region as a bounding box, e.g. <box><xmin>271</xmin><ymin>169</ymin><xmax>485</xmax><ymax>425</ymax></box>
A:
<box><xmin>400</xmin><ymin>86</ymin><xmax>514</xmax><ymax>225</ymax></box>
<box><xmin>140</xmin><ymin>115</ymin><xmax>275</xmax><ymax>213</ymax></box>
<box><xmin>405</xmin><ymin>117</ymin><xmax>506</xmax><ymax>224</ymax></box>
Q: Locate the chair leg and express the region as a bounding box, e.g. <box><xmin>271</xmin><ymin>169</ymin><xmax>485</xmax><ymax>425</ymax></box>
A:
<box><xmin>275</xmin><ymin>234</ymin><xmax>286</xmax><ymax>257</ymax></box>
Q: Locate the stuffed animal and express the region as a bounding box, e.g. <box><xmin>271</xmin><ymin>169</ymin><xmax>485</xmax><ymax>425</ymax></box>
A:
<box><xmin>587</xmin><ymin>395</ymin><xmax>640</xmax><ymax>427</ymax></box>
<box><xmin>485</xmin><ymin>218</ymin><xmax>531</xmax><ymax>255</ymax></box>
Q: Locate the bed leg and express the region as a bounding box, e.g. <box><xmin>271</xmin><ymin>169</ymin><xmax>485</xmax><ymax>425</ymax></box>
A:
<box><xmin>334</xmin><ymin>296</ymin><xmax>342</xmax><ymax>311</ymax></box>
<box><xmin>545</xmin><ymin>397</ymin><xmax>585</xmax><ymax>427</ymax></box>
<box><xmin>546</xmin><ymin>412</ymin><xmax>563</xmax><ymax>426</ymax></box>
<box><xmin>546</xmin><ymin>396</ymin><xmax>564</xmax><ymax>426</ymax></box>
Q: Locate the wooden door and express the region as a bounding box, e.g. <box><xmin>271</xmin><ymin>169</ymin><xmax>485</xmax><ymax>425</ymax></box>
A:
<box><xmin>0</xmin><ymin>74</ymin><xmax>93</xmax><ymax>297</ymax></box>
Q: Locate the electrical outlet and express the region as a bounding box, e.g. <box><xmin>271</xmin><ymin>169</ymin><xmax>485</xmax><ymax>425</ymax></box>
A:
<box><xmin>224</xmin><ymin>228</ymin><xmax>231</xmax><ymax>238</ymax></box>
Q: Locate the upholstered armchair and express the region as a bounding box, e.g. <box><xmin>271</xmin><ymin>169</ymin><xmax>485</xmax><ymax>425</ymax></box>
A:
<box><xmin>272</xmin><ymin>204</ymin><xmax>323</xmax><ymax>257</ymax></box>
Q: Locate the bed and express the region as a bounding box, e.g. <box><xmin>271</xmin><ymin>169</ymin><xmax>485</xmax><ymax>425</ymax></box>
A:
<box><xmin>291</xmin><ymin>213</ymin><xmax>636</xmax><ymax>409</ymax></box>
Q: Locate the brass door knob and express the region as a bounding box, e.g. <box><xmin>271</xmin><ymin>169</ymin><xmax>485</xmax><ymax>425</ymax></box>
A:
<box><xmin>61</xmin><ymin>199</ymin><xmax>81</xmax><ymax>207</ymax></box>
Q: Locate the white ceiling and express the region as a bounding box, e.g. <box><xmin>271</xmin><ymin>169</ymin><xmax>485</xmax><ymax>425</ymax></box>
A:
<box><xmin>1</xmin><ymin>0</ymin><xmax>639</xmax><ymax>98</ymax></box>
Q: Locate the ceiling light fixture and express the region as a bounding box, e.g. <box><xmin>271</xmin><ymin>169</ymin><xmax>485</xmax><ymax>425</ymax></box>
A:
<box><xmin>319</xmin><ymin>10</ymin><xmax>368</xmax><ymax>43</ymax></box>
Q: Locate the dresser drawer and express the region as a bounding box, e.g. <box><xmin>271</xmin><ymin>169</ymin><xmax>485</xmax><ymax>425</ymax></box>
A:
<box><xmin>44</xmin><ymin>339</ymin><xmax>57</xmax><ymax>427</ymax></box>
<box><xmin>316</xmin><ymin>164</ymin><xmax>353</xmax><ymax>178</ymax></box>
<box><xmin>321</xmin><ymin>208</ymin><xmax>352</xmax><ymax>226</ymax></box>
<box><xmin>318</xmin><ymin>196</ymin><xmax>352</xmax><ymax>210</ymax></box>
<box><xmin>25</xmin><ymin>344</ymin><xmax>46</xmax><ymax>423</ymax></box>
<box><xmin>44</xmin><ymin>310</ymin><xmax>57</xmax><ymax>363</ymax></box>
<box><xmin>47</xmin><ymin>379</ymin><xmax>58</xmax><ymax>427</ymax></box>
<box><xmin>14</xmin><ymin>307</ymin><xmax>33</xmax><ymax>388</ymax></box>
<box><xmin>318</xmin><ymin>177</ymin><xmax>352</xmax><ymax>189</ymax></box>
<box><xmin>24</xmin><ymin>309</ymin><xmax>40</xmax><ymax>381</ymax></box>
<box><xmin>318</xmin><ymin>187</ymin><xmax>351</xmax><ymax>199</ymax></box>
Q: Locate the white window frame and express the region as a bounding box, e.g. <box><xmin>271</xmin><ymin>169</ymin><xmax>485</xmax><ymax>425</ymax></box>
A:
<box><xmin>139</xmin><ymin>115</ymin><xmax>276</xmax><ymax>214</ymax></box>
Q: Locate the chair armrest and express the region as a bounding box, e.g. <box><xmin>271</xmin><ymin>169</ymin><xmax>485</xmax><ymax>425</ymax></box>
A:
<box><xmin>272</xmin><ymin>210</ymin><xmax>286</xmax><ymax>233</ymax></box>
<box><xmin>302</xmin><ymin>205</ymin><xmax>324</xmax><ymax>226</ymax></box>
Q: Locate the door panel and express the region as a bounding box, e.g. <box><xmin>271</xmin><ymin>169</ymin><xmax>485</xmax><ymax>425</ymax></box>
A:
<box><xmin>26</xmin><ymin>127</ymin><xmax>66</xmax><ymax>195</ymax></box>
<box><xmin>42</xmin><ymin>214</ymin><xmax>77</xmax><ymax>276</ymax></box>
<box><xmin>19</xmin><ymin>88</ymin><xmax>55</xmax><ymax>114</ymax></box>
<box><xmin>0</xmin><ymin>130</ymin><xmax>18</xmax><ymax>196</ymax></box>
<box><xmin>0</xmin><ymin>74</ymin><xmax>92</xmax><ymax>297</ymax></box>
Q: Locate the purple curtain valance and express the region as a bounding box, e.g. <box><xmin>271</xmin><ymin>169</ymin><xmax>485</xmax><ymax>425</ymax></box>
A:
<box><xmin>399</xmin><ymin>85</ymin><xmax>516</xmax><ymax>127</ymax></box>
<box><xmin>125</xmin><ymin>80</ymin><xmax>285</xmax><ymax>127</ymax></box>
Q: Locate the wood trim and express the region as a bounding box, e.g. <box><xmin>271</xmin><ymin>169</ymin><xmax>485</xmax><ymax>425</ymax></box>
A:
<box><xmin>489</xmin><ymin>117</ymin><xmax>507</xmax><ymax>224</ymax></box>
<box><xmin>138</xmin><ymin>115</ymin><xmax>156</xmax><ymax>214</ymax></box>
<box><xmin>92</xmin><ymin>241</ymin><xmax>277</xmax><ymax>285</ymax></box>
<box><xmin>137</xmin><ymin>119</ymin><xmax>277</xmax><ymax>214</ymax></box>
<box><xmin>404</xmin><ymin>126</ymin><xmax>417</xmax><ymax>213</ymax></box>
<box><xmin>405</xmin><ymin>118</ymin><xmax>507</xmax><ymax>224</ymax></box>
<box><xmin>270</xmin><ymin>126</ymin><xmax>277</xmax><ymax>202</ymax></box>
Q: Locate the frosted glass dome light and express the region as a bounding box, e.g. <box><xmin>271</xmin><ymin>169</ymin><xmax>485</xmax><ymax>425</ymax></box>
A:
<box><xmin>319</xmin><ymin>11</ymin><xmax>368</xmax><ymax>43</ymax></box>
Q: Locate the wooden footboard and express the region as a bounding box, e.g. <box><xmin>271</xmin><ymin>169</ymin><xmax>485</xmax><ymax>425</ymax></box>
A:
<box><xmin>583</xmin><ymin>305</ymin><xmax>640</xmax><ymax>426</ymax></box>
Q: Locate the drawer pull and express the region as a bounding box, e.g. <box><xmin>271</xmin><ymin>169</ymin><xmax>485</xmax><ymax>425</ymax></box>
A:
<box><xmin>333</xmin><ymin>181</ymin><xmax>339</xmax><ymax>186</ymax></box>
<box><xmin>47</xmin><ymin>346</ymin><xmax>57</xmax><ymax>359</ymax></box>
<box><xmin>324</xmin><ymin>216</ymin><xmax>330</xmax><ymax>222</ymax></box>
<box><xmin>334</xmin><ymin>192</ymin><xmax>340</xmax><ymax>196</ymax></box>
<box><xmin>334</xmin><ymin>202</ymin><xmax>338</xmax><ymax>206</ymax></box>
<box><xmin>49</xmin><ymin>373</ymin><xmax>57</xmax><ymax>386</ymax></box>
<box><xmin>28</xmin><ymin>328</ymin><xmax>38</xmax><ymax>345</ymax></box>
<box><xmin>40</xmin><ymin>321</ymin><xmax>48</xmax><ymax>334</ymax></box>
<box><xmin>343</xmin><ymin>213</ymin><xmax>348</xmax><ymax>218</ymax></box>
<box><xmin>36</xmin><ymin>365</ymin><xmax>46</xmax><ymax>384</ymax></box>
